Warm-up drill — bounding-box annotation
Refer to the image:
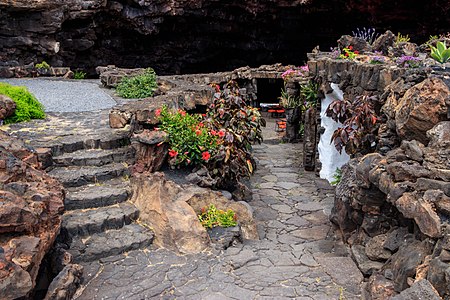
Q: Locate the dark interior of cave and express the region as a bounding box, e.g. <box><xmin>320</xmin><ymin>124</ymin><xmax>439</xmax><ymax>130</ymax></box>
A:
<box><xmin>256</xmin><ymin>79</ymin><xmax>285</xmax><ymax>105</ymax></box>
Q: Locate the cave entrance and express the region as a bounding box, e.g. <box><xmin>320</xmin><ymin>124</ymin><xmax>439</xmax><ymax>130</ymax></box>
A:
<box><xmin>256</xmin><ymin>78</ymin><xmax>284</xmax><ymax>107</ymax></box>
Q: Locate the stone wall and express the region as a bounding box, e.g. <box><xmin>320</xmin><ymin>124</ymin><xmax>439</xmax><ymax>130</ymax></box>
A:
<box><xmin>310</xmin><ymin>49</ymin><xmax>450</xmax><ymax>297</ymax></box>
<box><xmin>0</xmin><ymin>131</ymin><xmax>67</xmax><ymax>299</ymax></box>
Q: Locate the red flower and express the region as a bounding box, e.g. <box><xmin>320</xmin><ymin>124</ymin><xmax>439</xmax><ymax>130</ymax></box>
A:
<box><xmin>345</xmin><ymin>52</ymin><xmax>349</xmax><ymax>57</ymax></box>
<box><xmin>198</xmin><ymin>122</ymin><xmax>204</xmax><ymax>127</ymax></box>
<box><xmin>178</xmin><ymin>110</ymin><xmax>186</xmax><ymax>116</ymax></box>
<box><xmin>202</xmin><ymin>151</ymin><xmax>211</xmax><ymax>161</ymax></box>
<box><xmin>354</xmin><ymin>50</ymin><xmax>359</xmax><ymax>55</ymax></box>
<box><xmin>211</xmin><ymin>130</ymin><xmax>217</xmax><ymax>135</ymax></box>
<box><xmin>168</xmin><ymin>149</ymin><xmax>178</xmax><ymax>157</ymax></box>
<box><xmin>218</xmin><ymin>130</ymin><xmax>225</xmax><ymax>138</ymax></box>
<box><xmin>202</xmin><ymin>113</ymin><xmax>206</xmax><ymax>117</ymax></box>
<box><xmin>155</xmin><ymin>108</ymin><xmax>161</xmax><ymax>117</ymax></box>
<box><xmin>154</xmin><ymin>127</ymin><xmax>160</xmax><ymax>131</ymax></box>
<box><xmin>195</xmin><ymin>129</ymin><xmax>202</xmax><ymax>136</ymax></box>
<box><xmin>348</xmin><ymin>45</ymin><xmax>353</xmax><ymax>50</ymax></box>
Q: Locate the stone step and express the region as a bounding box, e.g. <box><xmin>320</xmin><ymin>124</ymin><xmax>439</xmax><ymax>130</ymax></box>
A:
<box><xmin>62</xmin><ymin>202</ymin><xmax>139</xmax><ymax>237</ymax></box>
<box><xmin>49</xmin><ymin>133</ymin><xmax>130</xmax><ymax>157</ymax></box>
<box><xmin>65</xmin><ymin>178</ymin><xmax>131</xmax><ymax>211</ymax></box>
<box><xmin>53</xmin><ymin>147</ymin><xmax>134</xmax><ymax>167</ymax></box>
<box><xmin>48</xmin><ymin>162</ymin><xmax>130</xmax><ymax>188</ymax></box>
<box><xmin>68</xmin><ymin>224</ymin><xmax>154</xmax><ymax>263</ymax></box>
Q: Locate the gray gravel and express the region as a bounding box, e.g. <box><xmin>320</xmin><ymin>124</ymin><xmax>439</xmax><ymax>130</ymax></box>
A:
<box><xmin>0</xmin><ymin>78</ymin><xmax>117</xmax><ymax>112</ymax></box>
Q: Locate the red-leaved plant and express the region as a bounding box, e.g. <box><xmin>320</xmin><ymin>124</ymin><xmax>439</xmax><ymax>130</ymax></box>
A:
<box><xmin>204</xmin><ymin>81</ymin><xmax>265</xmax><ymax>191</ymax></box>
<box><xmin>326</xmin><ymin>94</ymin><xmax>380</xmax><ymax>155</ymax></box>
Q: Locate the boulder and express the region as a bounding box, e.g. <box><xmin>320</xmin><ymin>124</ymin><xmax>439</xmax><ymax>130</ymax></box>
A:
<box><xmin>391</xmin><ymin>279</ymin><xmax>442</xmax><ymax>300</ymax></box>
<box><xmin>44</xmin><ymin>264</ymin><xmax>83</xmax><ymax>300</ymax></box>
<box><xmin>383</xmin><ymin>239</ymin><xmax>434</xmax><ymax>292</ymax></box>
<box><xmin>396</xmin><ymin>192</ymin><xmax>442</xmax><ymax>238</ymax></box>
<box><xmin>395</xmin><ymin>78</ymin><xmax>449</xmax><ymax>144</ymax></box>
<box><xmin>0</xmin><ymin>131</ymin><xmax>65</xmax><ymax>300</ymax></box>
<box><xmin>337</xmin><ymin>35</ymin><xmax>372</xmax><ymax>53</ymax></box>
<box><xmin>372</xmin><ymin>30</ymin><xmax>395</xmax><ymax>55</ymax></box>
<box><xmin>0</xmin><ymin>95</ymin><xmax>16</xmax><ymax>120</ymax></box>
<box><xmin>129</xmin><ymin>172</ymin><xmax>257</xmax><ymax>254</ymax></box>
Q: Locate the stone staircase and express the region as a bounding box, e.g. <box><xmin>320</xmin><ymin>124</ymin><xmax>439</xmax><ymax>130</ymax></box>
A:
<box><xmin>47</xmin><ymin>133</ymin><xmax>154</xmax><ymax>263</ymax></box>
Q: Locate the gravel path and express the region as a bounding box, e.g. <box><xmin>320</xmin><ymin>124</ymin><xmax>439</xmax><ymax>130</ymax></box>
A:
<box><xmin>0</xmin><ymin>78</ymin><xmax>116</xmax><ymax>112</ymax></box>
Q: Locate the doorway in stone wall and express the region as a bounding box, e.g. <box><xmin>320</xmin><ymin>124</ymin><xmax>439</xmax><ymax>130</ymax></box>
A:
<box><xmin>256</xmin><ymin>78</ymin><xmax>284</xmax><ymax>107</ymax></box>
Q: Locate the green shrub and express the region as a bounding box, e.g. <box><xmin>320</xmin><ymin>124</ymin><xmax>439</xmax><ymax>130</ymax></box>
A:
<box><xmin>35</xmin><ymin>61</ymin><xmax>50</xmax><ymax>70</ymax></box>
<box><xmin>198</xmin><ymin>204</ymin><xmax>237</xmax><ymax>228</ymax></box>
<box><xmin>157</xmin><ymin>106</ymin><xmax>219</xmax><ymax>167</ymax></box>
<box><xmin>116</xmin><ymin>68</ymin><xmax>158</xmax><ymax>98</ymax></box>
<box><xmin>0</xmin><ymin>83</ymin><xmax>45</xmax><ymax>124</ymax></box>
<box><xmin>73</xmin><ymin>70</ymin><xmax>86</xmax><ymax>79</ymax></box>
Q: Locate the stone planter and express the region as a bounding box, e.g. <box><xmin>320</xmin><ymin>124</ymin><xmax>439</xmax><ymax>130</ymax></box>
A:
<box><xmin>284</xmin><ymin>107</ymin><xmax>302</xmax><ymax>142</ymax></box>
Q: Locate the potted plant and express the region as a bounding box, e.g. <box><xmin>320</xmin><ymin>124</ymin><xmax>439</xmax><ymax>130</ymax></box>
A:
<box><xmin>279</xmin><ymin>82</ymin><xmax>302</xmax><ymax>142</ymax></box>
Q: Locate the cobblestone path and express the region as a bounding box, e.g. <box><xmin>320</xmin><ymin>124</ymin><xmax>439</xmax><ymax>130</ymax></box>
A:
<box><xmin>76</xmin><ymin>140</ymin><xmax>363</xmax><ymax>300</ymax></box>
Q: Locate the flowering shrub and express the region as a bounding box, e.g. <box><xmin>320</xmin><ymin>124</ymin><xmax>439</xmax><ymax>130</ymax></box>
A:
<box><xmin>396</xmin><ymin>56</ymin><xmax>422</xmax><ymax>68</ymax></box>
<box><xmin>157</xmin><ymin>106</ymin><xmax>219</xmax><ymax>167</ymax></box>
<box><xmin>281</xmin><ymin>65</ymin><xmax>309</xmax><ymax>81</ymax></box>
<box><xmin>339</xmin><ymin>46</ymin><xmax>359</xmax><ymax>59</ymax></box>
<box><xmin>369</xmin><ymin>55</ymin><xmax>386</xmax><ymax>64</ymax></box>
<box><xmin>326</xmin><ymin>95</ymin><xmax>380</xmax><ymax>155</ymax></box>
<box><xmin>156</xmin><ymin>81</ymin><xmax>264</xmax><ymax>195</ymax></box>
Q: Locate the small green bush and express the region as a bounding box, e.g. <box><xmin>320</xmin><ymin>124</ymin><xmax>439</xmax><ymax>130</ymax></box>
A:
<box><xmin>430</xmin><ymin>41</ymin><xmax>450</xmax><ymax>64</ymax></box>
<box><xmin>0</xmin><ymin>83</ymin><xmax>45</xmax><ymax>124</ymax></box>
<box><xmin>73</xmin><ymin>70</ymin><xmax>86</xmax><ymax>79</ymax></box>
<box><xmin>116</xmin><ymin>68</ymin><xmax>158</xmax><ymax>98</ymax></box>
<box><xmin>35</xmin><ymin>61</ymin><xmax>50</xmax><ymax>70</ymax></box>
<box><xmin>198</xmin><ymin>204</ymin><xmax>237</xmax><ymax>229</ymax></box>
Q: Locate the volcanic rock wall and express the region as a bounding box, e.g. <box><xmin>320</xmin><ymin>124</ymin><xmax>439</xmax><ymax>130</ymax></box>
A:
<box><xmin>1</xmin><ymin>0</ymin><xmax>450</xmax><ymax>75</ymax></box>
<box><xmin>309</xmin><ymin>52</ymin><xmax>450</xmax><ymax>297</ymax></box>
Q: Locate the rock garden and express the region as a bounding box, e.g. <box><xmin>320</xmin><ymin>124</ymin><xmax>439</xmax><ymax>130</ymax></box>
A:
<box><xmin>0</xmin><ymin>4</ymin><xmax>450</xmax><ymax>299</ymax></box>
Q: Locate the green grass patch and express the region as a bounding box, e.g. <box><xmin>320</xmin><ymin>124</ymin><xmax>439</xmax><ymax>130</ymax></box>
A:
<box><xmin>116</xmin><ymin>68</ymin><xmax>158</xmax><ymax>99</ymax></box>
<box><xmin>0</xmin><ymin>82</ymin><xmax>45</xmax><ymax>124</ymax></box>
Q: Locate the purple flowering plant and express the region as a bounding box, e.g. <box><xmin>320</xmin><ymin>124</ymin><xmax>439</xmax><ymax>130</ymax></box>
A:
<box><xmin>396</xmin><ymin>55</ymin><xmax>422</xmax><ymax>68</ymax></box>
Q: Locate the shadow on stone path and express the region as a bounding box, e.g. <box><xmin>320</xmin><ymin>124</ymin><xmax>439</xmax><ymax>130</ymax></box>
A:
<box><xmin>74</xmin><ymin>123</ymin><xmax>364</xmax><ymax>300</ymax></box>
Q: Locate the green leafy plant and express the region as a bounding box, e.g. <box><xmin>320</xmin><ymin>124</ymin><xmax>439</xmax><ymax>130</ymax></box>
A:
<box><xmin>0</xmin><ymin>83</ymin><xmax>45</xmax><ymax>124</ymax></box>
<box><xmin>339</xmin><ymin>46</ymin><xmax>359</xmax><ymax>60</ymax></box>
<box><xmin>35</xmin><ymin>61</ymin><xmax>50</xmax><ymax>70</ymax></box>
<box><xmin>73</xmin><ymin>70</ymin><xmax>86</xmax><ymax>79</ymax></box>
<box><xmin>395</xmin><ymin>33</ymin><xmax>410</xmax><ymax>46</ymax></box>
<box><xmin>116</xmin><ymin>68</ymin><xmax>158</xmax><ymax>98</ymax></box>
<box><xmin>430</xmin><ymin>41</ymin><xmax>450</xmax><ymax>63</ymax></box>
<box><xmin>300</xmin><ymin>80</ymin><xmax>319</xmax><ymax>109</ymax></box>
<box><xmin>330</xmin><ymin>168</ymin><xmax>342</xmax><ymax>186</ymax></box>
<box><xmin>157</xmin><ymin>106</ymin><xmax>219</xmax><ymax>167</ymax></box>
<box><xmin>279</xmin><ymin>88</ymin><xmax>301</xmax><ymax>108</ymax></box>
<box><xmin>327</xmin><ymin>95</ymin><xmax>380</xmax><ymax>155</ymax></box>
<box><xmin>198</xmin><ymin>204</ymin><xmax>237</xmax><ymax>229</ymax></box>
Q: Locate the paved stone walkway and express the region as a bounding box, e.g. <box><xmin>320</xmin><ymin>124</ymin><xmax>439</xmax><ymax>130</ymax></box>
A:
<box><xmin>75</xmin><ymin>131</ymin><xmax>363</xmax><ymax>299</ymax></box>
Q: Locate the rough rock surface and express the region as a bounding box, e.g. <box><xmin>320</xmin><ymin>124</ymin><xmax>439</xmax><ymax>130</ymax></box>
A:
<box><xmin>1</xmin><ymin>0</ymin><xmax>449</xmax><ymax>75</ymax></box>
<box><xmin>130</xmin><ymin>172</ymin><xmax>258</xmax><ymax>254</ymax></box>
<box><xmin>0</xmin><ymin>130</ymin><xmax>65</xmax><ymax>300</ymax></box>
<box><xmin>331</xmin><ymin>121</ymin><xmax>450</xmax><ymax>298</ymax></box>
<box><xmin>394</xmin><ymin>77</ymin><xmax>449</xmax><ymax>144</ymax></box>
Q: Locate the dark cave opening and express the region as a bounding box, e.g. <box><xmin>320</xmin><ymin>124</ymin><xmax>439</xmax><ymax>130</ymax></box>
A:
<box><xmin>256</xmin><ymin>78</ymin><xmax>284</xmax><ymax>106</ymax></box>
